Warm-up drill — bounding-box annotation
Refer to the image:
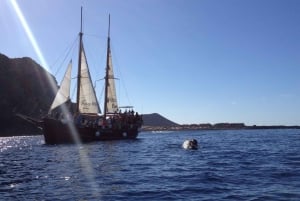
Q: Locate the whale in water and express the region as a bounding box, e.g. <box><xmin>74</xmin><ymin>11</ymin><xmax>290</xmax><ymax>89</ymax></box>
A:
<box><xmin>182</xmin><ymin>139</ymin><xmax>198</xmax><ymax>150</ymax></box>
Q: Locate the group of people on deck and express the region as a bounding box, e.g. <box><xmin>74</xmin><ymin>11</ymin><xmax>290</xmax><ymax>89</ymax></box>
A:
<box><xmin>49</xmin><ymin>105</ymin><xmax>143</xmax><ymax>130</ymax></box>
<box><xmin>76</xmin><ymin>109</ymin><xmax>143</xmax><ymax>129</ymax></box>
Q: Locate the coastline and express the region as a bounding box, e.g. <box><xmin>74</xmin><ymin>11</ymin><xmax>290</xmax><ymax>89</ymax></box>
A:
<box><xmin>142</xmin><ymin>124</ymin><xmax>300</xmax><ymax>132</ymax></box>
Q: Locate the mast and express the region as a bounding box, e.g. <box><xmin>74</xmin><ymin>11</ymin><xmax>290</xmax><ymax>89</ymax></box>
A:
<box><xmin>76</xmin><ymin>7</ymin><xmax>83</xmax><ymax>113</ymax></box>
<box><xmin>103</xmin><ymin>14</ymin><xmax>111</xmax><ymax>119</ymax></box>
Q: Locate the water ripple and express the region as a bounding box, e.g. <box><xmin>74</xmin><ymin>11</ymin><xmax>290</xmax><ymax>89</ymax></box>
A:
<box><xmin>0</xmin><ymin>130</ymin><xmax>300</xmax><ymax>200</ymax></box>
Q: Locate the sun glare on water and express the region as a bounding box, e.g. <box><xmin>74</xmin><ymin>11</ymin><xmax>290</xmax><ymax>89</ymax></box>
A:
<box><xmin>9</xmin><ymin>0</ymin><xmax>101</xmax><ymax>197</ymax></box>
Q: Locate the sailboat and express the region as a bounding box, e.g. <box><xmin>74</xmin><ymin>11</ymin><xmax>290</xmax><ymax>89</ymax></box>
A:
<box><xmin>42</xmin><ymin>8</ymin><xmax>142</xmax><ymax>144</ymax></box>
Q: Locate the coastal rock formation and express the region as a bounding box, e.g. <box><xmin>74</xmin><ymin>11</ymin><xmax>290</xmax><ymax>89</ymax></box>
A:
<box><xmin>142</xmin><ymin>113</ymin><xmax>179</xmax><ymax>130</ymax></box>
<box><xmin>0</xmin><ymin>53</ymin><xmax>57</xmax><ymax>136</ymax></box>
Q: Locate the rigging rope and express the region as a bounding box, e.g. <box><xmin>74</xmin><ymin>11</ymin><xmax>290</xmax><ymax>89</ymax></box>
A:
<box><xmin>49</xmin><ymin>35</ymin><xmax>78</xmax><ymax>77</ymax></box>
<box><xmin>110</xmin><ymin>43</ymin><xmax>132</xmax><ymax>106</ymax></box>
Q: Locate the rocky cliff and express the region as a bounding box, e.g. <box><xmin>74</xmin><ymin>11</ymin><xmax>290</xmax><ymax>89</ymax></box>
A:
<box><xmin>0</xmin><ymin>53</ymin><xmax>57</xmax><ymax>136</ymax></box>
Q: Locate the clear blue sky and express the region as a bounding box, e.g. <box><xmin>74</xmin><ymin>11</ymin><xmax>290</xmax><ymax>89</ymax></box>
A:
<box><xmin>1</xmin><ymin>0</ymin><xmax>300</xmax><ymax>125</ymax></box>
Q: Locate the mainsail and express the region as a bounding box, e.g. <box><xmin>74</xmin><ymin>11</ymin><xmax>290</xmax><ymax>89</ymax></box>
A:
<box><xmin>78</xmin><ymin>44</ymin><xmax>101</xmax><ymax>114</ymax></box>
<box><xmin>49</xmin><ymin>61</ymin><xmax>72</xmax><ymax>113</ymax></box>
<box><xmin>106</xmin><ymin>47</ymin><xmax>118</xmax><ymax>113</ymax></box>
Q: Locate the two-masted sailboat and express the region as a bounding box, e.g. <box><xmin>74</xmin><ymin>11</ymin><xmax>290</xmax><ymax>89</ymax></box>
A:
<box><xmin>42</xmin><ymin>8</ymin><xmax>142</xmax><ymax>144</ymax></box>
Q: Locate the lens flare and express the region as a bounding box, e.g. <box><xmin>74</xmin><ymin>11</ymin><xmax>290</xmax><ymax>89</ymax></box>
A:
<box><xmin>9</xmin><ymin>0</ymin><xmax>101</xmax><ymax>197</ymax></box>
<box><xmin>9</xmin><ymin>0</ymin><xmax>48</xmax><ymax>69</ymax></box>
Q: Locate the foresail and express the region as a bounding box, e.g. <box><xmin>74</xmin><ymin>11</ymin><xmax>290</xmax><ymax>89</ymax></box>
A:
<box><xmin>49</xmin><ymin>61</ymin><xmax>72</xmax><ymax>113</ymax></box>
<box><xmin>106</xmin><ymin>48</ymin><xmax>118</xmax><ymax>113</ymax></box>
<box><xmin>78</xmin><ymin>45</ymin><xmax>101</xmax><ymax>114</ymax></box>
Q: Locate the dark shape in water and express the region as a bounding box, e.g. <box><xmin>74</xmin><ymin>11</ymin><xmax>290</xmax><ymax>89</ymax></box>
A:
<box><xmin>182</xmin><ymin>139</ymin><xmax>198</xmax><ymax>150</ymax></box>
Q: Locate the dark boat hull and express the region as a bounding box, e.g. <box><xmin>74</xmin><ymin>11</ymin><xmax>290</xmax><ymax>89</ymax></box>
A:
<box><xmin>43</xmin><ymin>117</ymin><xmax>140</xmax><ymax>144</ymax></box>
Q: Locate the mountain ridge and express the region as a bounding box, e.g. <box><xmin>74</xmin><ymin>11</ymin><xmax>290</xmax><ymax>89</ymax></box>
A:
<box><xmin>141</xmin><ymin>113</ymin><xmax>179</xmax><ymax>127</ymax></box>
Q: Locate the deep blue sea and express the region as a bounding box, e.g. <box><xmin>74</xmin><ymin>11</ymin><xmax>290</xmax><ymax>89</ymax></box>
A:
<box><xmin>1</xmin><ymin>129</ymin><xmax>300</xmax><ymax>201</ymax></box>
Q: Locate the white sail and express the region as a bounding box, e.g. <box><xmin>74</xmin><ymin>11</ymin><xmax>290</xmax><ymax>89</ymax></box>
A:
<box><xmin>78</xmin><ymin>45</ymin><xmax>100</xmax><ymax>114</ymax></box>
<box><xmin>49</xmin><ymin>61</ymin><xmax>72</xmax><ymax>113</ymax></box>
<box><xmin>106</xmin><ymin>48</ymin><xmax>118</xmax><ymax>113</ymax></box>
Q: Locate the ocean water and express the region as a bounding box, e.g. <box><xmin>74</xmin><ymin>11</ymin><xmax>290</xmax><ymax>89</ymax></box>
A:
<box><xmin>0</xmin><ymin>129</ymin><xmax>300</xmax><ymax>201</ymax></box>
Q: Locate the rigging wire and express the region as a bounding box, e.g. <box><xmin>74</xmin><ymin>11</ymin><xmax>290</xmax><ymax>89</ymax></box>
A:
<box><xmin>110</xmin><ymin>42</ymin><xmax>132</xmax><ymax>107</ymax></box>
<box><xmin>49</xmin><ymin>35</ymin><xmax>79</xmax><ymax>77</ymax></box>
<box><xmin>84</xmin><ymin>35</ymin><xmax>106</xmax><ymax>73</ymax></box>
